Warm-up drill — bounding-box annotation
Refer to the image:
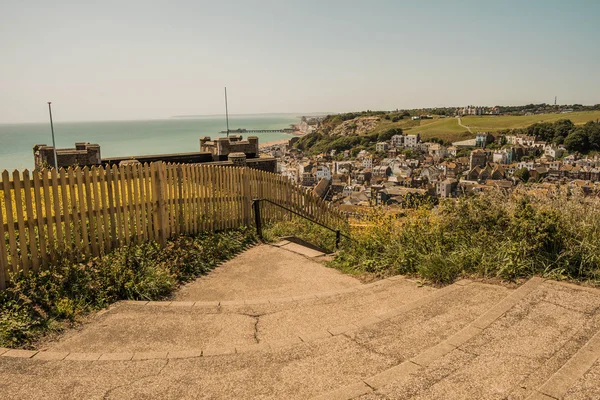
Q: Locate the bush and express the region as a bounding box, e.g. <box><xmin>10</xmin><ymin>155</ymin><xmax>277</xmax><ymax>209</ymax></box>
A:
<box><xmin>0</xmin><ymin>228</ymin><xmax>256</xmax><ymax>348</ymax></box>
<box><xmin>330</xmin><ymin>189</ymin><xmax>600</xmax><ymax>285</ymax></box>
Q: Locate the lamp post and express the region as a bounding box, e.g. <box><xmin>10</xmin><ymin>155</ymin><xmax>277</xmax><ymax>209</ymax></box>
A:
<box><xmin>47</xmin><ymin>102</ymin><xmax>58</xmax><ymax>169</ymax></box>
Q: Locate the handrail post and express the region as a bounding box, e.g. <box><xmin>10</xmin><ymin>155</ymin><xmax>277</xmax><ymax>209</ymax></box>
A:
<box><xmin>335</xmin><ymin>230</ymin><xmax>341</xmax><ymax>249</ymax></box>
<box><xmin>253</xmin><ymin>199</ymin><xmax>263</xmax><ymax>240</ymax></box>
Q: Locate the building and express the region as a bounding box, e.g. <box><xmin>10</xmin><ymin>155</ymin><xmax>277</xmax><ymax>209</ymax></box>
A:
<box><xmin>33</xmin><ymin>142</ymin><xmax>101</xmax><ymax>170</ymax></box>
<box><xmin>404</xmin><ymin>134</ymin><xmax>420</xmax><ymax>149</ymax></box>
<box><xmin>391</xmin><ymin>135</ymin><xmax>404</xmax><ymax>148</ymax></box>
<box><xmin>200</xmin><ymin>135</ymin><xmax>259</xmax><ymax>161</ymax></box>
<box><xmin>376</xmin><ymin>142</ymin><xmax>389</xmax><ymax>153</ymax></box>
<box><xmin>315</xmin><ymin>165</ymin><xmax>332</xmax><ymax>181</ymax></box>
<box><xmin>35</xmin><ymin>135</ymin><xmax>277</xmax><ymax>173</ymax></box>
<box><xmin>469</xmin><ymin>149</ymin><xmax>487</xmax><ymax>169</ymax></box>
<box><xmin>436</xmin><ymin>179</ymin><xmax>458</xmax><ymax>198</ymax></box>
<box><xmin>475</xmin><ymin>132</ymin><xmax>493</xmax><ymax>148</ymax></box>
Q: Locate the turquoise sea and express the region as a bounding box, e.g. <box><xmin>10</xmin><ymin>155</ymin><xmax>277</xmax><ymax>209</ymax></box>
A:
<box><xmin>0</xmin><ymin>114</ymin><xmax>299</xmax><ymax>171</ymax></box>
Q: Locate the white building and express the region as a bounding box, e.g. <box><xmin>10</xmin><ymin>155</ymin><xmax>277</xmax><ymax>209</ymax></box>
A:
<box><xmin>315</xmin><ymin>165</ymin><xmax>332</xmax><ymax>181</ymax></box>
<box><xmin>404</xmin><ymin>134</ymin><xmax>420</xmax><ymax>149</ymax></box>
<box><xmin>544</xmin><ymin>145</ymin><xmax>565</xmax><ymax>159</ymax></box>
<box><xmin>391</xmin><ymin>135</ymin><xmax>404</xmax><ymax>148</ymax></box>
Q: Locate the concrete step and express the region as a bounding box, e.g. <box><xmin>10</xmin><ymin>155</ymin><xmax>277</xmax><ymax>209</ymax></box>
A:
<box><xmin>39</xmin><ymin>275</ymin><xmax>439</xmax><ymax>354</ymax></box>
<box><xmin>313</xmin><ymin>278</ymin><xmax>600</xmax><ymax>400</ymax></box>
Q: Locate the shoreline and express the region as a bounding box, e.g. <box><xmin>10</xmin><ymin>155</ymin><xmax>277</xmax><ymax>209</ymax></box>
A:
<box><xmin>259</xmin><ymin>132</ymin><xmax>305</xmax><ymax>148</ymax></box>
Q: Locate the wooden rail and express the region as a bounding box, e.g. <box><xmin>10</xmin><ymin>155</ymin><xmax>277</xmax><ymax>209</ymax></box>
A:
<box><xmin>0</xmin><ymin>162</ymin><xmax>346</xmax><ymax>289</ymax></box>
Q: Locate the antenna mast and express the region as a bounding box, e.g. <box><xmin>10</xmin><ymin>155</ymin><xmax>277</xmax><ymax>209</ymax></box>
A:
<box><xmin>224</xmin><ymin>87</ymin><xmax>230</xmax><ymax>137</ymax></box>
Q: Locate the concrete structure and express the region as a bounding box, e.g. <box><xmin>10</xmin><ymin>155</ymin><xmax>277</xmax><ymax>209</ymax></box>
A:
<box><xmin>200</xmin><ymin>135</ymin><xmax>259</xmax><ymax>161</ymax></box>
<box><xmin>33</xmin><ymin>142</ymin><xmax>101</xmax><ymax>170</ymax></box>
<box><xmin>2</xmin><ymin>244</ymin><xmax>600</xmax><ymax>399</ymax></box>
<box><xmin>33</xmin><ymin>136</ymin><xmax>276</xmax><ymax>173</ymax></box>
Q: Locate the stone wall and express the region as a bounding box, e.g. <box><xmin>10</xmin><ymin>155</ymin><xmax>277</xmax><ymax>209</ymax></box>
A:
<box><xmin>33</xmin><ymin>142</ymin><xmax>101</xmax><ymax>170</ymax></box>
<box><xmin>200</xmin><ymin>136</ymin><xmax>259</xmax><ymax>161</ymax></box>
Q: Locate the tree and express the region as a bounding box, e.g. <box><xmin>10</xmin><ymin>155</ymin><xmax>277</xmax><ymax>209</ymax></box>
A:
<box><xmin>564</xmin><ymin>129</ymin><xmax>589</xmax><ymax>153</ymax></box>
<box><xmin>583</xmin><ymin>121</ymin><xmax>600</xmax><ymax>150</ymax></box>
<box><xmin>514</xmin><ymin>168</ymin><xmax>530</xmax><ymax>183</ymax></box>
<box><xmin>553</xmin><ymin>119</ymin><xmax>575</xmax><ymax>140</ymax></box>
<box><xmin>377</xmin><ymin>128</ymin><xmax>402</xmax><ymax>142</ymax></box>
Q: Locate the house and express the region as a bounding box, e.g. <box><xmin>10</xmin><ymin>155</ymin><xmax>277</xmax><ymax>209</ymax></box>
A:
<box><xmin>301</xmin><ymin>171</ymin><xmax>316</xmax><ymax>186</ymax></box>
<box><xmin>362</xmin><ymin>157</ymin><xmax>373</xmax><ymax>169</ymax></box>
<box><xmin>391</xmin><ymin>135</ymin><xmax>404</xmax><ymax>148</ymax></box>
<box><xmin>376</xmin><ymin>142</ymin><xmax>389</xmax><ymax>153</ymax></box>
<box><xmin>404</xmin><ymin>134</ymin><xmax>420</xmax><ymax>149</ymax></box>
<box><xmin>439</xmin><ymin>161</ymin><xmax>460</xmax><ymax>178</ymax></box>
<box><xmin>447</xmin><ymin>146</ymin><xmax>458</xmax><ymax>157</ymax></box>
<box><xmin>428</xmin><ymin>143</ymin><xmax>448</xmax><ymax>158</ymax></box>
<box><xmin>315</xmin><ymin>165</ymin><xmax>331</xmax><ymax>181</ymax></box>
<box><xmin>436</xmin><ymin>179</ymin><xmax>458</xmax><ymax>198</ymax></box>
<box><xmin>420</xmin><ymin>165</ymin><xmax>443</xmax><ymax>182</ymax></box>
<box><xmin>470</xmin><ymin>149</ymin><xmax>487</xmax><ymax>169</ymax></box>
<box><xmin>373</xmin><ymin>165</ymin><xmax>392</xmax><ymax>178</ymax></box>
<box><xmin>475</xmin><ymin>132</ymin><xmax>493</xmax><ymax>148</ymax></box>
<box><xmin>544</xmin><ymin>145</ymin><xmax>565</xmax><ymax>159</ymax></box>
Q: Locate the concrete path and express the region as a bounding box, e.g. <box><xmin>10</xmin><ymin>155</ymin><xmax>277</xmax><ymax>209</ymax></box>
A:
<box><xmin>3</xmin><ymin>243</ymin><xmax>600</xmax><ymax>399</ymax></box>
<box><xmin>175</xmin><ymin>244</ymin><xmax>359</xmax><ymax>301</ymax></box>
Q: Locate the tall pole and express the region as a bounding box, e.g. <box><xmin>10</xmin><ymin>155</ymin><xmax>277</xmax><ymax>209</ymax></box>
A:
<box><xmin>224</xmin><ymin>87</ymin><xmax>230</xmax><ymax>137</ymax></box>
<box><xmin>47</xmin><ymin>102</ymin><xmax>58</xmax><ymax>170</ymax></box>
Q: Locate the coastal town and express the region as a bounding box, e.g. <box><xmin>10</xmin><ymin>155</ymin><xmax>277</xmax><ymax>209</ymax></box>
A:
<box><xmin>260</xmin><ymin>110</ymin><xmax>600</xmax><ymax>211</ymax></box>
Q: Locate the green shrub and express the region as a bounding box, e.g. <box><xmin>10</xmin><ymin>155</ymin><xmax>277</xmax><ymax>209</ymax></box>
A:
<box><xmin>0</xmin><ymin>228</ymin><xmax>256</xmax><ymax>348</ymax></box>
<box><xmin>330</xmin><ymin>189</ymin><xmax>600</xmax><ymax>285</ymax></box>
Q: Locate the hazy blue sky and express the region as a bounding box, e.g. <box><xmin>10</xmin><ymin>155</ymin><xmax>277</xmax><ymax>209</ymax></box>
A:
<box><xmin>1</xmin><ymin>0</ymin><xmax>599</xmax><ymax>123</ymax></box>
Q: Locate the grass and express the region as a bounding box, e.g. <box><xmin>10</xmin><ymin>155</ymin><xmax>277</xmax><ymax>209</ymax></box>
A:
<box><xmin>0</xmin><ymin>228</ymin><xmax>257</xmax><ymax>348</ymax></box>
<box><xmin>329</xmin><ymin>189</ymin><xmax>600</xmax><ymax>286</ymax></box>
<box><xmin>461</xmin><ymin>111</ymin><xmax>600</xmax><ymax>131</ymax></box>
<box><xmin>392</xmin><ymin>111</ymin><xmax>600</xmax><ymax>144</ymax></box>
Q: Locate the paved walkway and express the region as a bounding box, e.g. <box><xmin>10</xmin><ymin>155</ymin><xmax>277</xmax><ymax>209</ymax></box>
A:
<box><xmin>2</xmin><ymin>243</ymin><xmax>600</xmax><ymax>399</ymax></box>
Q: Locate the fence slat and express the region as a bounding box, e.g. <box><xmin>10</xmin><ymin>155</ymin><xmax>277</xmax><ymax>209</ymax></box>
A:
<box><xmin>12</xmin><ymin>170</ymin><xmax>30</xmax><ymax>273</ymax></box>
<box><xmin>98</xmin><ymin>167</ymin><xmax>111</xmax><ymax>253</ymax></box>
<box><xmin>41</xmin><ymin>170</ymin><xmax>55</xmax><ymax>257</ymax></box>
<box><xmin>22</xmin><ymin>170</ymin><xmax>39</xmax><ymax>272</ymax></box>
<box><xmin>143</xmin><ymin>164</ymin><xmax>153</xmax><ymax>241</ymax></box>
<box><xmin>131</xmin><ymin>164</ymin><xmax>143</xmax><ymax>244</ymax></box>
<box><xmin>2</xmin><ymin>170</ymin><xmax>19</xmax><ymax>274</ymax></box>
<box><xmin>33</xmin><ymin>171</ymin><xmax>49</xmax><ymax>265</ymax></box>
<box><xmin>111</xmin><ymin>165</ymin><xmax>123</xmax><ymax>246</ymax></box>
<box><xmin>0</xmin><ymin>197</ymin><xmax>7</xmax><ymax>288</ymax></box>
<box><xmin>50</xmin><ymin>168</ymin><xmax>64</xmax><ymax>251</ymax></box>
<box><xmin>75</xmin><ymin>168</ymin><xmax>91</xmax><ymax>258</ymax></box>
<box><xmin>59</xmin><ymin>169</ymin><xmax>73</xmax><ymax>259</ymax></box>
<box><xmin>67</xmin><ymin>168</ymin><xmax>82</xmax><ymax>260</ymax></box>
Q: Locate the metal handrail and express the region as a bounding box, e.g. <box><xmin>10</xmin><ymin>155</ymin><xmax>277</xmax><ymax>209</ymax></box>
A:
<box><xmin>252</xmin><ymin>198</ymin><xmax>350</xmax><ymax>249</ymax></box>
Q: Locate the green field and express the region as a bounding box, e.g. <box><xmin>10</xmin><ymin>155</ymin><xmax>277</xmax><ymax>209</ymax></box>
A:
<box><xmin>461</xmin><ymin>111</ymin><xmax>600</xmax><ymax>131</ymax></box>
<box><xmin>399</xmin><ymin>111</ymin><xmax>600</xmax><ymax>143</ymax></box>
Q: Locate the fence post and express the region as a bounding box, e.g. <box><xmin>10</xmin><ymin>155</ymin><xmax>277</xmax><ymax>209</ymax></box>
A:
<box><xmin>253</xmin><ymin>199</ymin><xmax>263</xmax><ymax>240</ymax></box>
<box><xmin>335</xmin><ymin>230</ymin><xmax>341</xmax><ymax>249</ymax></box>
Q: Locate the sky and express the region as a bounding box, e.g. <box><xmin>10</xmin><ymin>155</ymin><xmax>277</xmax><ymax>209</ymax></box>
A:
<box><xmin>1</xmin><ymin>0</ymin><xmax>599</xmax><ymax>123</ymax></box>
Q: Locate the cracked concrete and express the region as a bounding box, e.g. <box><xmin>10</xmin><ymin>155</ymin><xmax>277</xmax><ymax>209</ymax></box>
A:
<box><xmin>5</xmin><ymin>243</ymin><xmax>600</xmax><ymax>399</ymax></box>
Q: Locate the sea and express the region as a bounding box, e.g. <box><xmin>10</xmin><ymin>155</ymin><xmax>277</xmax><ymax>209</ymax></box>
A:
<box><xmin>0</xmin><ymin>114</ymin><xmax>300</xmax><ymax>171</ymax></box>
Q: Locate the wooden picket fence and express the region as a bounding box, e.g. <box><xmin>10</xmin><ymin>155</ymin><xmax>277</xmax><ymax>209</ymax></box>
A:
<box><xmin>0</xmin><ymin>162</ymin><xmax>346</xmax><ymax>289</ymax></box>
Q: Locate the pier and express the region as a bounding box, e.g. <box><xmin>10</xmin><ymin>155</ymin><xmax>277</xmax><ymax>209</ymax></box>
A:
<box><xmin>219</xmin><ymin>128</ymin><xmax>296</xmax><ymax>134</ymax></box>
